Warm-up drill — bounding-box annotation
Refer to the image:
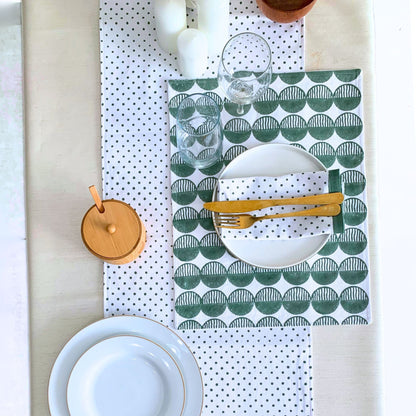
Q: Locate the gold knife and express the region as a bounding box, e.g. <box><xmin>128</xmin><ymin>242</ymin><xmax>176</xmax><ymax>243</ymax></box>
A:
<box><xmin>204</xmin><ymin>192</ymin><xmax>344</xmax><ymax>213</ymax></box>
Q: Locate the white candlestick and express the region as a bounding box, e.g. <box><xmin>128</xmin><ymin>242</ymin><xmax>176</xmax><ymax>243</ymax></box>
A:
<box><xmin>177</xmin><ymin>29</ymin><xmax>208</xmax><ymax>78</ymax></box>
<box><xmin>154</xmin><ymin>0</ymin><xmax>187</xmax><ymax>54</ymax></box>
<box><xmin>196</xmin><ymin>0</ymin><xmax>229</xmax><ymax>55</ymax></box>
<box><xmin>185</xmin><ymin>0</ymin><xmax>197</xmax><ymax>8</ymax></box>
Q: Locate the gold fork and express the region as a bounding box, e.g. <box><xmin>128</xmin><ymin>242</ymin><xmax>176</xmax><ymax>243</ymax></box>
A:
<box><xmin>214</xmin><ymin>204</ymin><xmax>341</xmax><ymax>229</ymax></box>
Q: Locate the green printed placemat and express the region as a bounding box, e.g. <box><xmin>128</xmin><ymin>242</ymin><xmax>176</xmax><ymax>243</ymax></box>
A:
<box><xmin>168</xmin><ymin>69</ymin><xmax>371</xmax><ymax>329</ymax></box>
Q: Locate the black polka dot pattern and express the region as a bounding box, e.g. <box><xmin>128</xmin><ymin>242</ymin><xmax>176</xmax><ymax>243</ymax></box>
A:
<box><xmin>100</xmin><ymin>1</ymin><xmax>311</xmax><ymax>413</ymax></box>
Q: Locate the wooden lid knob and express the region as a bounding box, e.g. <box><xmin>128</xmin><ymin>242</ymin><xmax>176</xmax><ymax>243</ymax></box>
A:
<box><xmin>81</xmin><ymin>187</ymin><xmax>146</xmax><ymax>264</ymax></box>
<box><xmin>107</xmin><ymin>224</ymin><xmax>117</xmax><ymax>234</ymax></box>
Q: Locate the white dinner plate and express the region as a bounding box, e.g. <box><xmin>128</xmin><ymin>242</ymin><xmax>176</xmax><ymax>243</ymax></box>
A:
<box><xmin>67</xmin><ymin>336</ymin><xmax>185</xmax><ymax>416</ymax></box>
<box><xmin>49</xmin><ymin>316</ymin><xmax>203</xmax><ymax>416</ymax></box>
<box><xmin>214</xmin><ymin>143</ymin><xmax>328</xmax><ymax>268</ymax></box>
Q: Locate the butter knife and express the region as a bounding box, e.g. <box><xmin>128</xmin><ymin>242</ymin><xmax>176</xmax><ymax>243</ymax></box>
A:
<box><xmin>204</xmin><ymin>192</ymin><xmax>344</xmax><ymax>213</ymax></box>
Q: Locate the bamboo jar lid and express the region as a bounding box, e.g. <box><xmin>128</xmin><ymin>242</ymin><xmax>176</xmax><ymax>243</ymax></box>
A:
<box><xmin>81</xmin><ymin>186</ymin><xmax>146</xmax><ymax>265</ymax></box>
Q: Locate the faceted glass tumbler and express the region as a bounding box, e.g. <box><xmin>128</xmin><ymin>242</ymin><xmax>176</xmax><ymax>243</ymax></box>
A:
<box><xmin>176</xmin><ymin>93</ymin><xmax>223</xmax><ymax>169</ymax></box>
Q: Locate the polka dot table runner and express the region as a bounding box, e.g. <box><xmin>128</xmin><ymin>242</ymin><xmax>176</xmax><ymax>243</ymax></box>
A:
<box><xmin>100</xmin><ymin>1</ymin><xmax>313</xmax><ymax>414</ymax></box>
<box><xmin>168</xmin><ymin>69</ymin><xmax>371</xmax><ymax>329</ymax></box>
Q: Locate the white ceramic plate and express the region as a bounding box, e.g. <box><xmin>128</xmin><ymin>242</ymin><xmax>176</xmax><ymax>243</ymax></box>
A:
<box><xmin>67</xmin><ymin>336</ymin><xmax>185</xmax><ymax>416</ymax></box>
<box><xmin>214</xmin><ymin>143</ymin><xmax>328</xmax><ymax>268</ymax></box>
<box><xmin>49</xmin><ymin>316</ymin><xmax>203</xmax><ymax>416</ymax></box>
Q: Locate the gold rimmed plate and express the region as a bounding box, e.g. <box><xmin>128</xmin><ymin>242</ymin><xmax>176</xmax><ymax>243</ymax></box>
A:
<box><xmin>66</xmin><ymin>335</ymin><xmax>185</xmax><ymax>416</ymax></box>
<box><xmin>48</xmin><ymin>316</ymin><xmax>203</xmax><ymax>416</ymax></box>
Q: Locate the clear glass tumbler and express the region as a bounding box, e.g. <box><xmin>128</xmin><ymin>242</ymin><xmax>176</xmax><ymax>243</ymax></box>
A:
<box><xmin>218</xmin><ymin>32</ymin><xmax>272</xmax><ymax>115</ymax></box>
<box><xmin>176</xmin><ymin>93</ymin><xmax>223</xmax><ymax>169</ymax></box>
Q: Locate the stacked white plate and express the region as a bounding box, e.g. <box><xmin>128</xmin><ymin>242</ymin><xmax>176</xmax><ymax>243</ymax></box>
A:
<box><xmin>48</xmin><ymin>316</ymin><xmax>203</xmax><ymax>416</ymax></box>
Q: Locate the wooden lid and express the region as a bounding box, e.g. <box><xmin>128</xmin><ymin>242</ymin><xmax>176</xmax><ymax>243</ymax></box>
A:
<box><xmin>81</xmin><ymin>186</ymin><xmax>144</xmax><ymax>263</ymax></box>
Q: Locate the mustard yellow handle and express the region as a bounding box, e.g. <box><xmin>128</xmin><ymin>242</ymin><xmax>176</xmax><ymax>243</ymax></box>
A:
<box><xmin>204</xmin><ymin>192</ymin><xmax>344</xmax><ymax>213</ymax></box>
<box><xmin>257</xmin><ymin>204</ymin><xmax>341</xmax><ymax>220</ymax></box>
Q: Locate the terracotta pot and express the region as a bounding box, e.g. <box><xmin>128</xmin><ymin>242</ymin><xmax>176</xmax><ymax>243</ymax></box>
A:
<box><xmin>256</xmin><ymin>0</ymin><xmax>318</xmax><ymax>23</ymax></box>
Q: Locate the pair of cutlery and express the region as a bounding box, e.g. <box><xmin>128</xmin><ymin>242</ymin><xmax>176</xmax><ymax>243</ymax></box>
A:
<box><xmin>203</xmin><ymin>192</ymin><xmax>344</xmax><ymax>229</ymax></box>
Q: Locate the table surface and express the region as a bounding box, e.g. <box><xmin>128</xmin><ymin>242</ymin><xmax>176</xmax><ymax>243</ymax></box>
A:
<box><xmin>24</xmin><ymin>0</ymin><xmax>382</xmax><ymax>415</ymax></box>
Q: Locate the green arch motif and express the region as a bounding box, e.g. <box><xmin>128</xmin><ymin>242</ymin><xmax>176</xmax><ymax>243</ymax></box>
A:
<box><xmin>169</xmin><ymin>79</ymin><xmax>195</xmax><ymax>92</ymax></box>
<box><xmin>338</xmin><ymin>228</ymin><xmax>367</xmax><ymax>255</ymax></box>
<box><xmin>173</xmin><ymin>235</ymin><xmax>200</xmax><ymax>261</ymax></box>
<box><xmin>335</xmin><ymin>113</ymin><xmax>363</xmax><ymax>140</ymax></box>
<box><xmin>271</xmin><ymin>73</ymin><xmax>279</xmax><ymax>83</ymax></box>
<box><xmin>335</xmin><ymin>69</ymin><xmax>361</xmax><ymax>82</ymax></box>
<box><xmin>199</xmin><ymin>157</ymin><xmax>224</xmax><ymax>176</ymax></box>
<box><xmin>280</xmin><ymin>115</ymin><xmax>307</xmax><ymax>142</ymax></box>
<box><xmin>257</xmin><ymin>316</ymin><xmax>282</xmax><ymax>327</ymax></box>
<box><xmin>306</xmin><ymin>71</ymin><xmax>333</xmax><ymax>83</ymax></box>
<box><xmin>173</xmin><ymin>207</ymin><xmax>199</xmax><ymax>233</ymax></box>
<box><xmin>224</xmin><ymin>145</ymin><xmax>247</xmax><ymax>166</ymax></box>
<box><xmin>284</xmin><ymin>317</ymin><xmax>310</xmax><ymax>326</ymax></box>
<box><xmin>196</xmin><ymin>121</ymin><xmax>218</xmax><ymax>137</ymax></box>
<box><xmin>339</xmin><ymin>257</ymin><xmax>368</xmax><ymax>284</ymax></box>
<box><xmin>290</xmin><ymin>143</ymin><xmax>306</xmax><ymax>151</ymax></box>
<box><xmin>196</xmin><ymin>78</ymin><xmax>219</xmax><ymax>91</ymax></box>
<box><xmin>311</xmin><ymin>258</ymin><xmax>338</xmax><ymax>285</ymax></box>
<box><xmin>340</xmin><ymin>286</ymin><xmax>369</xmax><ymax>314</ymax></box>
<box><xmin>227</xmin><ymin>261</ymin><xmax>255</xmax><ymax>287</ymax></box>
<box><xmin>309</xmin><ymin>142</ymin><xmax>336</xmax><ymax>168</ymax></box>
<box><xmin>252</xmin><ymin>116</ymin><xmax>280</xmax><ymax>142</ymax></box>
<box><xmin>307</xmin><ymin>114</ymin><xmax>335</xmax><ymax>140</ymax></box>
<box><xmin>174</xmin><ymin>263</ymin><xmax>201</xmax><ymax>290</ymax></box>
<box><xmin>313</xmin><ymin>316</ymin><xmax>339</xmax><ymax>326</ymax></box>
<box><xmin>201</xmin><ymin>262</ymin><xmax>227</xmax><ymax>288</ymax></box>
<box><xmin>228</xmin><ymin>289</ymin><xmax>255</xmax><ymax>315</ymax></box>
<box><xmin>336</xmin><ymin>142</ymin><xmax>364</xmax><ymax>168</ymax></box>
<box><xmin>171</xmin><ymin>179</ymin><xmax>197</xmax><ymax>205</ymax></box>
<box><xmin>224</xmin><ymin>97</ymin><xmax>251</xmax><ymax>117</ymax></box>
<box><xmin>333</xmin><ymin>84</ymin><xmax>361</xmax><ymax>111</ymax></box>
<box><xmin>283</xmin><ymin>288</ymin><xmax>311</xmax><ymax>314</ymax></box>
<box><xmin>201</xmin><ymin>290</ymin><xmax>227</xmax><ymax>317</ymax></box>
<box><xmin>341</xmin><ymin>170</ymin><xmax>366</xmax><ymax>196</ymax></box>
<box><xmin>175</xmin><ymin>292</ymin><xmax>202</xmax><ymax>318</ymax></box>
<box><xmin>198</xmin><ymin>208</ymin><xmax>215</xmax><ymax>231</ymax></box>
<box><xmin>342</xmin><ymin>315</ymin><xmax>368</xmax><ymax>325</ymax></box>
<box><xmin>253</xmin><ymin>88</ymin><xmax>279</xmax><ymax>114</ymax></box>
<box><xmin>200</xmin><ymin>92</ymin><xmax>223</xmax><ymax>112</ymax></box>
<box><xmin>311</xmin><ymin>287</ymin><xmax>339</xmax><ymax>314</ymax></box>
<box><xmin>177</xmin><ymin>320</ymin><xmax>202</xmax><ymax>330</ymax></box>
<box><xmin>254</xmin><ymin>267</ymin><xmax>281</xmax><ymax>285</ymax></box>
<box><xmin>233</xmin><ymin>70</ymin><xmax>252</xmax><ymax>78</ymax></box>
<box><xmin>224</xmin><ymin>118</ymin><xmax>252</xmax><ymax>144</ymax></box>
<box><xmin>230</xmin><ymin>317</ymin><xmax>255</xmax><ymax>328</ymax></box>
<box><xmin>194</xmin><ymin>95</ymin><xmax>219</xmax><ymax>119</ymax></box>
<box><xmin>318</xmin><ymin>233</ymin><xmax>339</xmax><ymax>256</ymax></box>
<box><xmin>306</xmin><ymin>85</ymin><xmax>333</xmax><ymax>112</ymax></box>
<box><xmin>171</xmin><ymin>152</ymin><xmax>196</xmax><ymax>178</ymax></box>
<box><xmin>170</xmin><ymin>125</ymin><xmax>177</xmax><ymax>147</ymax></box>
<box><xmin>197</xmin><ymin>177</ymin><xmax>217</xmax><ymax>202</ymax></box>
<box><xmin>282</xmin><ymin>262</ymin><xmax>310</xmax><ymax>285</ymax></box>
<box><xmin>169</xmin><ymin>93</ymin><xmax>190</xmax><ymax>118</ymax></box>
<box><xmin>255</xmin><ymin>288</ymin><xmax>282</xmax><ymax>314</ymax></box>
<box><xmin>279</xmin><ymin>86</ymin><xmax>306</xmax><ymax>113</ymax></box>
<box><xmin>202</xmin><ymin>318</ymin><xmax>227</xmax><ymax>329</ymax></box>
<box><xmin>199</xmin><ymin>233</ymin><xmax>226</xmax><ymax>260</ymax></box>
<box><xmin>279</xmin><ymin>72</ymin><xmax>306</xmax><ymax>85</ymax></box>
<box><xmin>344</xmin><ymin>198</ymin><xmax>367</xmax><ymax>226</ymax></box>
